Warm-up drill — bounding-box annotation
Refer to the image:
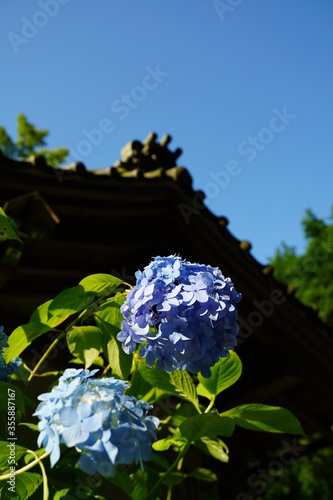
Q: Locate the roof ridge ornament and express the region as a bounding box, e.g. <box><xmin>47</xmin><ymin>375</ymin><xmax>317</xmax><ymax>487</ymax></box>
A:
<box><xmin>111</xmin><ymin>132</ymin><xmax>182</xmax><ymax>173</ymax></box>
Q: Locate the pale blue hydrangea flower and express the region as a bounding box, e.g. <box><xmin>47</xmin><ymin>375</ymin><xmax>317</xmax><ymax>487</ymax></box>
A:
<box><xmin>117</xmin><ymin>256</ymin><xmax>242</xmax><ymax>377</ymax></box>
<box><xmin>34</xmin><ymin>368</ymin><xmax>159</xmax><ymax>476</ymax></box>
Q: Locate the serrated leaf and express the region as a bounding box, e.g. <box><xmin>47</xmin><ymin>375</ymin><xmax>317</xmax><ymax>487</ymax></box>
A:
<box><xmin>197</xmin><ymin>351</ymin><xmax>242</xmax><ymax>399</ymax></box>
<box><xmin>188</xmin><ymin>468</ymin><xmax>218</xmax><ymax>483</ymax></box>
<box><xmin>0</xmin><ymin>472</ymin><xmax>43</xmax><ymax>499</ymax></box>
<box><xmin>138</xmin><ymin>362</ymin><xmax>200</xmax><ymax>409</ymax></box>
<box><xmin>96</xmin><ymin>316</ymin><xmax>132</xmax><ymax>379</ymax></box>
<box><xmin>48</xmin><ymin>285</ymin><xmax>95</xmax><ymax>317</ymax></box>
<box><xmin>79</xmin><ymin>273</ymin><xmax>124</xmax><ymax>296</ymax></box>
<box><xmin>170</xmin><ymin>370</ymin><xmax>199</xmax><ymax>410</ymax></box>
<box><xmin>221</xmin><ymin>404</ymin><xmax>305</xmax><ymax>435</ymax></box>
<box><xmin>194</xmin><ymin>437</ymin><xmax>229</xmax><ymax>463</ymax></box>
<box><xmin>180</xmin><ymin>413</ymin><xmax>235</xmax><ymax>442</ymax></box>
<box><xmin>0</xmin><ymin>441</ymin><xmax>28</xmax><ymax>472</ymax></box>
<box><xmin>0</xmin><ymin>208</ymin><xmax>22</xmax><ymax>243</ymax></box>
<box><xmin>4</xmin><ymin>323</ymin><xmax>52</xmax><ymax>362</ymax></box>
<box><xmin>66</xmin><ymin>326</ymin><xmax>102</xmax><ymax>369</ymax></box>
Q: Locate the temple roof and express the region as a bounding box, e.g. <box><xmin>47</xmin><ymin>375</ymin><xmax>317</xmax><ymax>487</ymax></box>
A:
<box><xmin>1</xmin><ymin>133</ymin><xmax>332</xmax><ymax>495</ymax></box>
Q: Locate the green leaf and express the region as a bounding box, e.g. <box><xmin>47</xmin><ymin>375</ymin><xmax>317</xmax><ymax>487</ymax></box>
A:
<box><xmin>170</xmin><ymin>370</ymin><xmax>200</xmax><ymax>410</ymax></box>
<box><xmin>4</xmin><ymin>322</ymin><xmax>51</xmax><ymax>362</ymax></box>
<box><xmin>139</xmin><ymin>361</ymin><xmax>201</xmax><ymax>408</ymax></box>
<box><xmin>66</xmin><ymin>326</ymin><xmax>102</xmax><ymax>369</ymax></box>
<box><xmin>53</xmin><ymin>489</ymin><xmax>73</xmax><ymax>500</ymax></box>
<box><xmin>0</xmin><ymin>472</ymin><xmax>42</xmax><ymax>499</ymax></box>
<box><xmin>197</xmin><ymin>351</ymin><xmax>242</xmax><ymax>399</ymax></box>
<box><xmin>18</xmin><ymin>423</ymin><xmax>39</xmax><ymax>432</ymax></box>
<box><xmin>160</xmin><ymin>471</ymin><xmax>184</xmax><ymax>487</ymax></box>
<box><xmin>79</xmin><ymin>273</ymin><xmax>124</xmax><ymax>296</ymax></box>
<box><xmin>48</xmin><ymin>285</ymin><xmax>95</xmax><ymax>318</ymax></box>
<box><xmin>0</xmin><ymin>441</ymin><xmax>28</xmax><ymax>472</ymax></box>
<box><xmin>96</xmin><ymin>316</ymin><xmax>132</xmax><ymax>379</ymax></box>
<box><xmin>138</xmin><ymin>361</ymin><xmax>176</xmax><ymax>394</ymax></box>
<box><xmin>127</xmin><ymin>368</ymin><xmax>152</xmax><ymax>399</ymax></box>
<box><xmin>151</xmin><ymin>453</ymin><xmax>170</xmax><ymax>470</ymax></box>
<box><xmin>94</xmin><ymin>292</ymin><xmax>127</xmax><ymax>329</ymax></box>
<box><xmin>194</xmin><ymin>436</ymin><xmax>229</xmax><ymax>463</ymax></box>
<box><xmin>171</xmin><ymin>403</ymin><xmax>199</xmax><ymax>427</ymax></box>
<box><xmin>180</xmin><ymin>413</ymin><xmax>235</xmax><ymax>442</ymax></box>
<box><xmin>153</xmin><ymin>435</ymin><xmax>187</xmax><ymax>452</ymax></box>
<box><xmin>0</xmin><ymin>382</ymin><xmax>26</xmax><ymax>414</ymax></box>
<box><xmin>0</xmin><ymin>207</ymin><xmax>22</xmax><ymax>243</ymax></box>
<box><xmin>131</xmin><ymin>470</ymin><xmax>148</xmax><ymax>500</ymax></box>
<box><xmin>188</xmin><ymin>468</ymin><xmax>218</xmax><ymax>483</ymax></box>
<box><xmin>29</xmin><ymin>300</ymin><xmax>64</xmax><ymax>329</ymax></box>
<box><xmin>110</xmin><ymin>470</ymin><xmax>132</xmax><ymax>496</ymax></box>
<box><xmin>221</xmin><ymin>404</ymin><xmax>305</xmax><ymax>435</ymax></box>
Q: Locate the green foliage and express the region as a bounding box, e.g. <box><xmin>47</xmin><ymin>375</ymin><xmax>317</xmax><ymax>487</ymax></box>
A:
<box><xmin>66</xmin><ymin>326</ymin><xmax>103</xmax><ymax>369</ymax></box>
<box><xmin>194</xmin><ymin>436</ymin><xmax>229</xmax><ymax>463</ymax></box>
<box><xmin>0</xmin><ymin>442</ymin><xmax>28</xmax><ymax>473</ymax></box>
<box><xmin>197</xmin><ymin>351</ymin><xmax>242</xmax><ymax>400</ymax></box>
<box><xmin>0</xmin><ymin>472</ymin><xmax>43</xmax><ymax>499</ymax></box>
<box><xmin>0</xmin><ymin>271</ymin><xmax>305</xmax><ymax>499</ymax></box>
<box><xmin>244</xmin><ymin>443</ymin><xmax>333</xmax><ymax>500</ymax></box>
<box><xmin>96</xmin><ymin>315</ymin><xmax>133</xmax><ymax>379</ymax></box>
<box><xmin>188</xmin><ymin>468</ymin><xmax>217</xmax><ymax>483</ymax></box>
<box><xmin>180</xmin><ymin>413</ymin><xmax>236</xmax><ymax>441</ymax></box>
<box><xmin>221</xmin><ymin>404</ymin><xmax>305</xmax><ymax>435</ymax></box>
<box><xmin>0</xmin><ymin>207</ymin><xmax>22</xmax><ymax>243</ymax></box>
<box><xmin>270</xmin><ymin>207</ymin><xmax>333</xmax><ymax>322</ymax></box>
<box><xmin>0</xmin><ymin>113</ymin><xmax>68</xmax><ymax>166</ymax></box>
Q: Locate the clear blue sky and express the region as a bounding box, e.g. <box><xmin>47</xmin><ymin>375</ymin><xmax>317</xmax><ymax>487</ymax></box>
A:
<box><xmin>1</xmin><ymin>1</ymin><xmax>333</xmax><ymax>264</ymax></box>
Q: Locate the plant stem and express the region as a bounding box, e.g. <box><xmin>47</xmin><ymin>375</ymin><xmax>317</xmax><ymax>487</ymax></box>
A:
<box><xmin>0</xmin><ymin>452</ymin><xmax>49</xmax><ymax>480</ymax></box>
<box><xmin>28</xmin><ymin>331</ymin><xmax>66</xmax><ymax>381</ymax></box>
<box><xmin>27</xmin><ymin>295</ymin><xmax>103</xmax><ymax>381</ymax></box>
<box><xmin>205</xmin><ymin>396</ymin><xmax>216</xmax><ymax>413</ymax></box>
<box><xmin>26</xmin><ymin>449</ymin><xmax>49</xmax><ymax>500</ymax></box>
<box><xmin>146</xmin><ymin>442</ymin><xmax>191</xmax><ymax>499</ymax></box>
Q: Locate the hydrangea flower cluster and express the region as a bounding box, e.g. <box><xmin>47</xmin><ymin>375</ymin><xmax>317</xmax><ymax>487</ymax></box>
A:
<box><xmin>0</xmin><ymin>325</ymin><xmax>22</xmax><ymax>382</ymax></box>
<box><xmin>34</xmin><ymin>368</ymin><xmax>159</xmax><ymax>477</ymax></box>
<box><xmin>117</xmin><ymin>255</ymin><xmax>242</xmax><ymax>378</ymax></box>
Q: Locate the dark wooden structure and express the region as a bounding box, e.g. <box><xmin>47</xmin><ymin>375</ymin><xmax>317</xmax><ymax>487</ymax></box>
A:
<box><xmin>1</xmin><ymin>132</ymin><xmax>332</xmax><ymax>498</ymax></box>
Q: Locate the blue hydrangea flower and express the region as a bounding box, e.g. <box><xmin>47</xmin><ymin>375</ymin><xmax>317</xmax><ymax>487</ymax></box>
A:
<box><xmin>34</xmin><ymin>368</ymin><xmax>159</xmax><ymax>476</ymax></box>
<box><xmin>0</xmin><ymin>325</ymin><xmax>22</xmax><ymax>382</ymax></box>
<box><xmin>117</xmin><ymin>256</ymin><xmax>242</xmax><ymax>378</ymax></box>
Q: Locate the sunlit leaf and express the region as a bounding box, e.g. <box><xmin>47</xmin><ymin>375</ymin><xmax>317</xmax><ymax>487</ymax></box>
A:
<box><xmin>197</xmin><ymin>351</ymin><xmax>242</xmax><ymax>399</ymax></box>
<box><xmin>221</xmin><ymin>404</ymin><xmax>305</xmax><ymax>435</ymax></box>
